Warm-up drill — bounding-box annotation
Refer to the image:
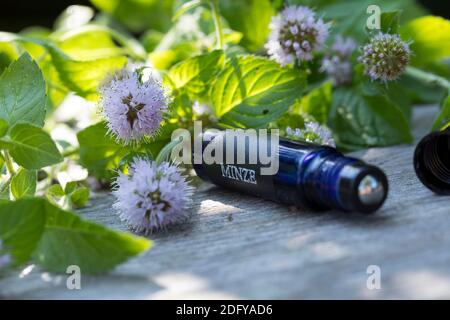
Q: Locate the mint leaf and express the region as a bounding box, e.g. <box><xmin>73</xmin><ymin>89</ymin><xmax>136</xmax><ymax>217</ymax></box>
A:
<box><xmin>0</xmin><ymin>41</ymin><xmax>18</xmax><ymax>74</ymax></box>
<box><xmin>315</xmin><ymin>0</ymin><xmax>425</xmax><ymax>41</ymax></box>
<box><xmin>55</xmin><ymin>27</ymin><xmax>123</xmax><ymax>60</ymax></box>
<box><xmin>78</xmin><ymin>122</ymin><xmax>130</xmax><ymax>179</ymax></box>
<box><xmin>0</xmin><ymin>123</ymin><xmax>63</xmax><ymax>170</ymax></box>
<box><xmin>401</xmin><ymin>16</ymin><xmax>450</xmax><ymax>66</ymax></box>
<box><xmin>48</xmin><ymin>46</ymin><xmax>127</xmax><ymax>100</ymax></box>
<box><xmin>11</xmin><ymin>168</ymin><xmax>37</xmax><ymax>199</ymax></box>
<box><xmin>220</xmin><ymin>0</ymin><xmax>275</xmax><ymax>51</ymax></box>
<box><xmin>432</xmin><ymin>94</ymin><xmax>450</xmax><ymax>131</ymax></box>
<box><xmin>78</xmin><ymin>121</ymin><xmax>176</xmax><ymax>179</ymax></box>
<box><xmin>46</xmin><ymin>184</ymin><xmax>65</xmax><ymax>200</ymax></box>
<box><xmin>0</xmin><ymin>53</ymin><xmax>46</xmax><ymax>128</ymax></box>
<box><xmin>33</xmin><ymin>199</ymin><xmax>151</xmax><ymax>274</ymax></box>
<box><xmin>0</xmin><ymin>176</ymin><xmax>11</xmax><ymax>200</ymax></box>
<box><xmin>0</xmin><ymin>198</ymin><xmax>46</xmax><ymax>265</ymax></box>
<box><xmin>210</xmin><ymin>55</ymin><xmax>307</xmax><ymax>128</ymax></box>
<box><xmin>69</xmin><ymin>187</ymin><xmax>90</xmax><ymax>209</ymax></box>
<box><xmin>380</xmin><ymin>10</ymin><xmax>401</xmax><ymax>34</ymax></box>
<box><xmin>64</xmin><ymin>181</ymin><xmax>78</xmax><ymax>195</ymax></box>
<box><xmin>0</xmin><ymin>119</ymin><xmax>8</xmax><ymax>137</ymax></box>
<box><xmin>331</xmin><ymin>86</ymin><xmax>413</xmax><ymax>149</ymax></box>
<box><xmin>173</xmin><ymin>0</ymin><xmax>205</xmax><ymax>21</ymax></box>
<box><xmin>91</xmin><ymin>0</ymin><xmax>173</xmax><ymax>33</ymax></box>
<box><xmin>168</xmin><ymin>50</ymin><xmax>224</xmax><ymax>97</ymax></box>
<box><xmin>293</xmin><ymin>82</ymin><xmax>332</xmax><ymax>124</ymax></box>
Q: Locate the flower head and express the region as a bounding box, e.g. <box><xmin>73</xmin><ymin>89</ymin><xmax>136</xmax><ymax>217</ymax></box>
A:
<box><xmin>286</xmin><ymin>121</ymin><xmax>335</xmax><ymax>147</ymax></box>
<box><xmin>100</xmin><ymin>68</ymin><xmax>168</xmax><ymax>143</ymax></box>
<box><xmin>358</xmin><ymin>33</ymin><xmax>411</xmax><ymax>82</ymax></box>
<box><xmin>320</xmin><ymin>36</ymin><xmax>357</xmax><ymax>85</ymax></box>
<box><xmin>266</xmin><ymin>5</ymin><xmax>330</xmax><ymax>65</ymax></box>
<box><xmin>113</xmin><ymin>158</ymin><xmax>193</xmax><ymax>233</ymax></box>
<box><xmin>0</xmin><ymin>240</ymin><xmax>11</xmax><ymax>271</ymax></box>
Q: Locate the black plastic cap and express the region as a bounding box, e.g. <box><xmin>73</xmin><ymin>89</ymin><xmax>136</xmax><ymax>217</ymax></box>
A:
<box><xmin>414</xmin><ymin>128</ymin><xmax>450</xmax><ymax>195</ymax></box>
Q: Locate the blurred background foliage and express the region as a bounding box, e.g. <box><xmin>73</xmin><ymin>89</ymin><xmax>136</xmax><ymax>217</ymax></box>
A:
<box><xmin>1</xmin><ymin>0</ymin><xmax>448</xmax><ymax>109</ymax></box>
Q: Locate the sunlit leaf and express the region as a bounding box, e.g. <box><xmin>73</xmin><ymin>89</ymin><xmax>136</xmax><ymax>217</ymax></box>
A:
<box><xmin>210</xmin><ymin>55</ymin><xmax>307</xmax><ymax>128</ymax></box>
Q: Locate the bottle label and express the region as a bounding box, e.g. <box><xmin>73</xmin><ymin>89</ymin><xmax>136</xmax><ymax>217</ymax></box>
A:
<box><xmin>203</xmin><ymin>162</ymin><xmax>277</xmax><ymax>201</ymax></box>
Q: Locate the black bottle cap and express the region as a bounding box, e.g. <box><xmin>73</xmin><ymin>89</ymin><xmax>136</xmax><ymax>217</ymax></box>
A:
<box><xmin>414</xmin><ymin>127</ymin><xmax>450</xmax><ymax>195</ymax></box>
<box><xmin>338</xmin><ymin>161</ymin><xmax>389</xmax><ymax>214</ymax></box>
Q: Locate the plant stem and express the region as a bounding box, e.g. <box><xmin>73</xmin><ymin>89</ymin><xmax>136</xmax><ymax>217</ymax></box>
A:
<box><xmin>62</xmin><ymin>147</ymin><xmax>80</xmax><ymax>158</ymax></box>
<box><xmin>3</xmin><ymin>151</ymin><xmax>15</xmax><ymax>175</ymax></box>
<box><xmin>155</xmin><ymin>137</ymin><xmax>183</xmax><ymax>165</ymax></box>
<box><xmin>405</xmin><ymin>66</ymin><xmax>450</xmax><ymax>91</ymax></box>
<box><xmin>210</xmin><ymin>0</ymin><xmax>224</xmax><ymax>50</ymax></box>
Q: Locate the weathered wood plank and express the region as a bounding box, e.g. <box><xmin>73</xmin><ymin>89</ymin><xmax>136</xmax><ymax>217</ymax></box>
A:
<box><xmin>1</xmin><ymin>105</ymin><xmax>449</xmax><ymax>299</ymax></box>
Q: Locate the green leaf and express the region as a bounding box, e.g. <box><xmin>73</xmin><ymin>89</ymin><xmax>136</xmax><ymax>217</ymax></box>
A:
<box><xmin>69</xmin><ymin>187</ymin><xmax>90</xmax><ymax>209</ymax></box>
<box><xmin>11</xmin><ymin>168</ymin><xmax>37</xmax><ymax>199</ymax></box>
<box><xmin>0</xmin><ymin>182</ymin><xmax>10</xmax><ymax>200</ymax></box>
<box><xmin>331</xmin><ymin>85</ymin><xmax>413</xmax><ymax>149</ymax></box>
<box><xmin>0</xmin><ymin>153</ymin><xmax>4</xmax><ymax>172</ymax></box>
<box><xmin>54</xmin><ymin>27</ymin><xmax>124</xmax><ymax>60</ymax></box>
<box><xmin>53</xmin><ymin>24</ymin><xmax>146</xmax><ymax>61</ymax></box>
<box><xmin>0</xmin><ymin>41</ymin><xmax>18</xmax><ymax>74</ymax></box>
<box><xmin>173</xmin><ymin>0</ymin><xmax>205</xmax><ymax>21</ymax></box>
<box><xmin>401</xmin><ymin>16</ymin><xmax>450</xmax><ymax>66</ymax></box>
<box><xmin>0</xmin><ymin>123</ymin><xmax>63</xmax><ymax>170</ymax></box>
<box><xmin>48</xmin><ymin>46</ymin><xmax>127</xmax><ymax>100</ymax></box>
<box><xmin>33</xmin><ymin>199</ymin><xmax>151</xmax><ymax>274</ymax></box>
<box><xmin>168</xmin><ymin>50</ymin><xmax>224</xmax><ymax>97</ymax></box>
<box><xmin>293</xmin><ymin>82</ymin><xmax>332</xmax><ymax>124</ymax></box>
<box><xmin>219</xmin><ymin>0</ymin><xmax>275</xmax><ymax>51</ymax></box>
<box><xmin>271</xmin><ymin>113</ymin><xmax>305</xmax><ymax>135</ymax></box>
<box><xmin>46</xmin><ymin>184</ymin><xmax>65</xmax><ymax>199</ymax></box>
<box><xmin>380</xmin><ymin>10</ymin><xmax>401</xmax><ymax>34</ymax></box>
<box><xmin>77</xmin><ymin>122</ymin><xmax>130</xmax><ymax>179</ymax></box>
<box><xmin>91</xmin><ymin>0</ymin><xmax>174</xmax><ymax>33</ymax></box>
<box><xmin>64</xmin><ymin>181</ymin><xmax>78</xmax><ymax>195</ymax></box>
<box><xmin>0</xmin><ymin>198</ymin><xmax>46</xmax><ymax>265</ymax></box>
<box><xmin>0</xmin><ymin>119</ymin><xmax>8</xmax><ymax>137</ymax></box>
<box><xmin>149</xmin><ymin>7</ymin><xmax>240</xmax><ymax>70</ymax></box>
<box><xmin>296</xmin><ymin>0</ymin><xmax>426</xmax><ymax>42</ymax></box>
<box><xmin>211</xmin><ymin>55</ymin><xmax>307</xmax><ymax>128</ymax></box>
<box><xmin>0</xmin><ymin>53</ymin><xmax>46</xmax><ymax>128</ymax></box>
<box><xmin>432</xmin><ymin>94</ymin><xmax>450</xmax><ymax>131</ymax></box>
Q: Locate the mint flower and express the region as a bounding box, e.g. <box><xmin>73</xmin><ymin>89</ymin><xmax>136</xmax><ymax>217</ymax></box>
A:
<box><xmin>359</xmin><ymin>33</ymin><xmax>411</xmax><ymax>82</ymax></box>
<box><xmin>266</xmin><ymin>5</ymin><xmax>330</xmax><ymax>65</ymax></box>
<box><xmin>320</xmin><ymin>36</ymin><xmax>356</xmax><ymax>85</ymax></box>
<box><xmin>100</xmin><ymin>68</ymin><xmax>168</xmax><ymax>144</ymax></box>
<box><xmin>286</xmin><ymin>122</ymin><xmax>335</xmax><ymax>147</ymax></box>
<box><xmin>113</xmin><ymin>158</ymin><xmax>193</xmax><ymax>233</ymax></box>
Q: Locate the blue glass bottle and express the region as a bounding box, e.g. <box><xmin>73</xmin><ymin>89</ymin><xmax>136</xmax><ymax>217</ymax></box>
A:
<box><xmin>193</xmin><ymin>131</ymin><xmax>388</xmax><ymax>214</ymax></box>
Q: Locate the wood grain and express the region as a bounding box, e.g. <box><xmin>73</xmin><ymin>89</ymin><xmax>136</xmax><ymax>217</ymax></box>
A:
<box><xmin>1</xmin><ymin>105</ymin><xmax>449</xmax><ymax>299</ymax></box>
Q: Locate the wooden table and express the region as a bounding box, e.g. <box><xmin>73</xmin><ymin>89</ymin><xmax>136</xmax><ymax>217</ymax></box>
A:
<box><xmin>1</xmin><ymin>106</ymin><xmax>449</xmax><ymax>299</ymax></box>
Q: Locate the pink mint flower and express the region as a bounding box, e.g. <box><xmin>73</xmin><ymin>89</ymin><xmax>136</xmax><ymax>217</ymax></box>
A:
<box><xmin>100</xmin><ymin>68</ymin><xmax>168</xmax><ymax>144</ymax></box>
<box><xmin>286</xmin><ymin>121</ymin><xmax>335</xmax><ymax>147</ymax></box>
<box><xmin>113</xmin><ymin>158</ymin><xmax>193</xmax><ymax>233</ymax></box>
<box><xmin>265</xmin><ymin>5</ymin><xmax>330</xmax><ymax>65</ymax></box>
<box><xmin>358</xmin><ymin>33</ymin><xmax>411</xmax><ymax>82</ymax></box>
<box><xmin>321</xmin><ymin>36</ymin><xmax>357</xmax><ymax>86</ymax></box>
